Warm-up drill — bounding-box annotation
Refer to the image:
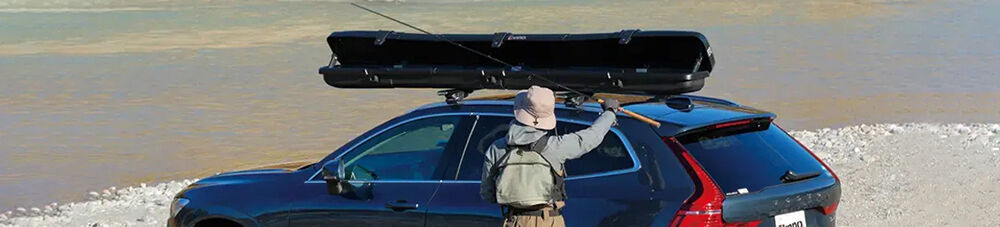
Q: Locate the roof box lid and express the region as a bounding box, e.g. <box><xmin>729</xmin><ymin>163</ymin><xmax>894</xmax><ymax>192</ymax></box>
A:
<box><xmin>320</xmin><ymin>29</ymin><xmax>715</xmax><ymax>95</ymax></box>
<box><xmin>327</xmin><ymin>29</ymin><xmax>713</xmax><ymax>72</ymax></box>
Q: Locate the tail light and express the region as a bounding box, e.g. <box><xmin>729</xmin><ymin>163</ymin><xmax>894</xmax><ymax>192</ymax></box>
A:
<box><xmin>774</xmin><ymin>123</ymin><xmax>839</xmax><ymax>215</ymax></box>
<box><xmin>663</xmin><ymin>137</ymin><xmax>762</xmax><ymax>227</ymax></box>
<box><xmin>712</xmin><ymin>119</ymin><xmax>752</xmax><ymax>129</ymax></box>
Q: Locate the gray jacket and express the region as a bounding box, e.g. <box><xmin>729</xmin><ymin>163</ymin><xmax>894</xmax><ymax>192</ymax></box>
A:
<box><xmin>480</xmin><ymin>110</ymin><xmax>617</xmax><ymax>202</ymax></box>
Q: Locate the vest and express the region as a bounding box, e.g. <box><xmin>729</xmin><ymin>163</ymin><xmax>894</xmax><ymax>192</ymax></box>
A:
<box><xmin>487</xmin><ymin>135</ymin><xmax>568</xmax><ymax>208</ymax></box>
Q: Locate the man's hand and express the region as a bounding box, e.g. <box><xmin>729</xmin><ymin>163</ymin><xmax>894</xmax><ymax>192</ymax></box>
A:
<box><xmin>600</xmin><ymin>99</ymin><xmax>620</xmax><ymax>113</ymax></box>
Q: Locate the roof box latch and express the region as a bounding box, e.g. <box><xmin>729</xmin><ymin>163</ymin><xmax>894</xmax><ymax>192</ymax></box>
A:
<box><xmin>492</xmin><ymin>32</ymin><xmax>512</xmax><ymax>48</ymax></box>
<box><xmin>618</xmin><ymin>29</ymin><xmax>640</xmax><ymax>45</ymax></box>
<box><xmin>328</xmin><ymin>53</ymin><xmax>340</xmax><ymax>67</ymax></box>
<box><xmin>374</xmin><ymin>30</ymin><xmax>394</xmax><ymax>46</ymax></box>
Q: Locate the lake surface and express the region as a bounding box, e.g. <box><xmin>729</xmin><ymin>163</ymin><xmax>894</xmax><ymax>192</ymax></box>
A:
<box><xmin>1</xmin><ymin>0</ymin><xmax>998</xmax><ymax>211</ymax></box>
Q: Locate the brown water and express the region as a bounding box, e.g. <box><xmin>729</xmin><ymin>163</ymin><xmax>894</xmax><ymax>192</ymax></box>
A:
<box><xmin>1</xmin><ymin>0</ymin><xmax>998</xmax><ymax>211</ymax></box>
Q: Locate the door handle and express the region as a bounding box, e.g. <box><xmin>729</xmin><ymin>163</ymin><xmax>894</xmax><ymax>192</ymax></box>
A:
<box><xmin>385</xmin><ymin>200</ymin><xmax>420</xmax><ymax>211</ymax></box>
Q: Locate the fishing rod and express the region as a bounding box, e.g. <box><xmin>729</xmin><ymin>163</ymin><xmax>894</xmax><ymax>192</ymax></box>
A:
<box><xmin>350</xmin><ymin>3</ymin><xmax>662</xmax><ymax>128</ymax></box>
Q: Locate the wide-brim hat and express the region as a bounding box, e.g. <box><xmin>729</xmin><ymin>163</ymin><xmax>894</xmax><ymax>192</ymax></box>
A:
<box><xmin>513</xmin><ymin>86</ymin><xmax>556</xmax><ymax>130</ymax></box>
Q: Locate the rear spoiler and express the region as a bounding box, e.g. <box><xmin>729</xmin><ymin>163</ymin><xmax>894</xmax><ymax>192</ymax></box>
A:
<box><xmin>673</xmin><ymin>117</ymin><xmax>777</xmax><ymax>137</ymax></box>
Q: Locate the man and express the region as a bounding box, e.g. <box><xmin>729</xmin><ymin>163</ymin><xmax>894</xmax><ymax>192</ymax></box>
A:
<box><xmin>481</xmin><ymin>85</ymin><xmax>620</xmax><ymax>227</ymax></box>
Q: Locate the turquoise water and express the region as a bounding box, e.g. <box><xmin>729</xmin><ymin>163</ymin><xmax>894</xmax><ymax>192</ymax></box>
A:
<box><xmin>1</xmin><ymin>0</ymin><xmax>999</xmax><ymax>211</ymax></box>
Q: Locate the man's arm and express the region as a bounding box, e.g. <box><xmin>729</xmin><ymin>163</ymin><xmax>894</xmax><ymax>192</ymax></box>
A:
<box><xmin>546</xmin><ymin>110</ymin><xmax>617</xmax><ymax>160</ymax></box>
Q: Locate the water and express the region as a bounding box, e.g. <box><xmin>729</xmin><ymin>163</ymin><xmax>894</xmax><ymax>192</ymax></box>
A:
<box><xmin>1</xmin><ymin>0</ymin><xmax>998</xmax><ymax>211</ymax></box>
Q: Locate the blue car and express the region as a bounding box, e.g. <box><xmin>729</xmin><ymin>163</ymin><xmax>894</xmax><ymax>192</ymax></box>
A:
<box><xmin>168</xmin><ymin>30</ymin><xmax>840</xmax><ymax>227</ymax></box>
<box><xmin>168</xmin><ymin>94</ymin><xmax>840</xmax><ymax>227</ymax></box>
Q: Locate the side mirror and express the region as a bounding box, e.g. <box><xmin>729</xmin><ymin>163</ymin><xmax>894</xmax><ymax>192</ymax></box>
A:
<box><xmin>322</xmin><ymin>159</ymin><xmax>352</xmax><ymax>195</ymax></box>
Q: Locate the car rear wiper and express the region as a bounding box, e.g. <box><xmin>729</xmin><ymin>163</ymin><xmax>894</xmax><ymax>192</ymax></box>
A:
<box><xmin>780</xmin><ymin>170</ymin><xmax>821</xmax><ymax>183</ymax></box>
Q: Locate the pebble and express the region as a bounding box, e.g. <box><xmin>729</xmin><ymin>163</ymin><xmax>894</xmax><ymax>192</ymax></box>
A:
<box><xmin>888</xmin><ymin>124</ymin><xmax>904</xmax><ymax>134</ymax></box>
<box><xmin>954</xmin><ymin>124</ymin><xmax>971</xmax><ymax>132</ymax></box>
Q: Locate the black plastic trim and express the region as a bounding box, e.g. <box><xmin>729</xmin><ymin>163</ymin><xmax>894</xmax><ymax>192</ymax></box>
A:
<box><xmin>722</xmin><ymin>176</ymin><xmax>841</xmax><ymax>222</ymax></box>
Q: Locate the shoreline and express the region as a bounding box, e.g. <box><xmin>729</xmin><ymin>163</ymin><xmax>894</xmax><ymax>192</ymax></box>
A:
<box><xmin>3</xmin><ymin>122</ymin><xmax>1000</xmax><ymax>226</ymax></box>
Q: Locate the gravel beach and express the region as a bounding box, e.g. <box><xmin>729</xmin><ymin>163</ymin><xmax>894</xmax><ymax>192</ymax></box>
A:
<box><xmin>3</xmin><ymin>123</ymin><xmax>999</xmax><ymax>227</ymax></box>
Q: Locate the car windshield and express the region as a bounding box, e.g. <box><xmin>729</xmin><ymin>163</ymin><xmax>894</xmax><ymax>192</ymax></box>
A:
<box><xmin>676</xmin><ymin>123</ymin><xmax>827</xmax><ymax>195</ymax></box>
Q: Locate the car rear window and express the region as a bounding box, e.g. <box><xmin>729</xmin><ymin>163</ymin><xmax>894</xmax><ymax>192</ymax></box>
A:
<box><xmin>675</xmin><ymin>122</ymin><xmax>826</xmax><ymax>195</ymax></box>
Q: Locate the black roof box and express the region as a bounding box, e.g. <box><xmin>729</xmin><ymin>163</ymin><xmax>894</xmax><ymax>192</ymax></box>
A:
<box><xmin>319</xmin><ymin>30</ymin><xmax>714</xmax><ymax>96</ymax></box>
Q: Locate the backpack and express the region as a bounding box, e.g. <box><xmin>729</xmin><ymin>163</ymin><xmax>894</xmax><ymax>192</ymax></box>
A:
<box><xmin>486</xmin><ymin>135</ymin><xmax>567</xmax><ymax>208</ymax></box>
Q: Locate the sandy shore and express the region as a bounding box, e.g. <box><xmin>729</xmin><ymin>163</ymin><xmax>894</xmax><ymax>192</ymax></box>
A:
<box><xmin>2</xmin><ymin>123</ymin><xmax>999</xmax><ymax>226</ymax></box>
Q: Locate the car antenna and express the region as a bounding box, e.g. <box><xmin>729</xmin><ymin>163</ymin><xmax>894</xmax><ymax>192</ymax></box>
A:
<box><xmin>349</xmin><ymin>3</ymin><xmax>662</xmax><ymax>128</ymax></box>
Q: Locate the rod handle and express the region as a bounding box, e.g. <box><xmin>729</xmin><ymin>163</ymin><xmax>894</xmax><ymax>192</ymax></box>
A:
<box><xmin>597</xmin><ymin>99</ymin><xmax>662</xmax><ymax>128</ymax></box>
<box><xmin>619</xmin><ymin>108</ymin><xmax>662</xmax><ymax>128</ymax></box>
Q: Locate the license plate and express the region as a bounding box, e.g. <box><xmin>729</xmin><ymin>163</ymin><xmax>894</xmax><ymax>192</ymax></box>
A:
<box><xmin>774</xmin><ymin>210</ymin><xmax>807</xmax><ymax>227</ymax></box>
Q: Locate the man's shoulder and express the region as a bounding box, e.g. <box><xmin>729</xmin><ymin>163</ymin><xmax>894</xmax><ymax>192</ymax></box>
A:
<box><xmin>485</xmin><ymin>138</ymin><xmax>509</xmax><ymax>158</ymax></box>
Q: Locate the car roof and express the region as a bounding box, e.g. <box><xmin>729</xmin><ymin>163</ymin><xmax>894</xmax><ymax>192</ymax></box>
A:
<box><xmin>412</xmin><ymin>94</ymin><xmax>775</xmax><ymax>136</ymax></box>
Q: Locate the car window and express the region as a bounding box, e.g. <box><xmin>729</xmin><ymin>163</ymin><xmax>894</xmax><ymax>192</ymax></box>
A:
<box><xmin>556</xmin><ymin>122</ymin><xmax>633</xmax><ymax>176</ymax></box>
<box><xmin>455</xmin><ymin>116</ymin><xmax>511</xmax><ymax>180</ymax></box>
<box><xmin>340</xmin><ymin>116</ymin><xmax>463</xmax><ymax>181</ymax></box>
<box><xmin>675</xmin><ymin>123</ymin><xmax>827</xmax><ymax>194</ymax></box>
<box><xmin>455</xmin><ymin>116</ymin><xmax>634</xmax><ymax>180</ymax></box>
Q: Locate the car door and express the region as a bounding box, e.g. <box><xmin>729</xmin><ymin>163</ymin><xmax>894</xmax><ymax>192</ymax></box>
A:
<box><xmin>424</xmin><ymin>114</ymin><xmax>505</xmax><ymax>226</ymax></box>
<box><xmin>425</xmin><ymin>114</ymin><xmax>644</xmax><ymax>227</ymax></box>
<box><xmin>288</xmin><ymin>115</ymin><xmax>473</xmax><ymax>227</ymax></box>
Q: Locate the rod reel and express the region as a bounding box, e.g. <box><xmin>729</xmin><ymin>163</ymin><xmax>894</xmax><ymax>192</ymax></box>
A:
<box><xmin>558</xmin><ymin>92</ymin><xmax>592</xmax><ymax>109</ymax></box>
<box><xmin>438</xmin><ymin>89</ymin><xmax>472</xmax><ymax>105</ymax></box>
